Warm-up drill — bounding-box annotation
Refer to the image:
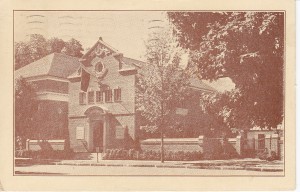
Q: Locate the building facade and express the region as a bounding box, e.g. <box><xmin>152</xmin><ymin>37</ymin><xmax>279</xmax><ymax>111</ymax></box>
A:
<box><xmin>67</xmin><ymin>38</ymin><xmax>216</xmax><ymax>152</ymax></box>
<box><xmin>16</xmin><ymin>37</ymin><xmax>216</xmax><ymax>153</ymax></box>
<box><xmin>15</xmin><ymin>53</ymin><xmax>81</xmax><ymax>140</ymax></box>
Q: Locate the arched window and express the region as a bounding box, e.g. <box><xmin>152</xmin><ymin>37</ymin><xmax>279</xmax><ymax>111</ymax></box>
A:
<box><xmin>95</xmin><ymin>62</ymin><xmax>104</xmax><ymax>72</ymax></box>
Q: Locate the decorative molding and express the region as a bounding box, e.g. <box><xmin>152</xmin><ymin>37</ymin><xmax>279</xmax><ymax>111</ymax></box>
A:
<box><xmin>36</xmin><ymin>92</ymin><xmax>69</xmax><ymax>102</ymax></box>
<box><xmin>25</xmin><ymin>75</ymin><xmax>69</xmax><ymax>83</ymax></box>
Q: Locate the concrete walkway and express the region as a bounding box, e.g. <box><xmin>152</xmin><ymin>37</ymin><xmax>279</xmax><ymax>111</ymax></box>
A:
<box><xmin>52</xmin><ymin>158</ymin><xmax>283</xmax><ymax>172</ymax></box>
<box><xmin>15</xmin><ymin>153</ymin><xmax>284</xmax><ymax>172</ymax></box>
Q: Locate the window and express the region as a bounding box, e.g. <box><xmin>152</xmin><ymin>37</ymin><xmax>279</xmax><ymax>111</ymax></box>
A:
<box><xmin>79</xmin><ymin>92</ymin><xmax>87</xmax><ymax>104</ymax></box>
<box><xmin>96</xmin><ymin>91</ymin><xmax>103</xmax><ymax>103</ymax></box>
<box><xmin>95</xmin><ymin>62</ymin><xmax>104</xmax><ymax>72</ymax></box>
<box><xmin>114</xmin><ymin>88</ymin><xmax>121</xmax><ymax>102</ymax></box>
<box><xmin>88</xmin><ymin>91</ymin><xmax>95</xmax><ymax>103</ymax></box>
<box><xmin>105</xmin><ymin>89</ymin><xmax>112</xmax><ymax>102</ymax></box>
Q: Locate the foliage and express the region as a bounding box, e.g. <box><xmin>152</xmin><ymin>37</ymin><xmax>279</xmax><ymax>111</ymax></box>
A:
<box><xmin>15</xmin><ymin>34</ymin><xmax>84</xmax><ymax>69</ymax></box>
<box><xmin>15</xmin><ymin>77</ymin><xmax>38</xmax><ymax>140</ymax></box>
<box><xmin>15</xmin><ymin>149</ymin><xmax>75</xmax><ymax>160</ymax></box>
<box><xmin>102</xmin><ymin>149</ymin><xmax>202</xmax><ymax>161</ymax></box>
<box><xmin>62</xmin><ymin>38</ymin><xmax>84</xmax><ymax>58</ymax></box>
<box><xmin>136</xmin><ymin>30</ymin><xmax>191</xmax><ymax>133</ymax></box>
<box><xmin>168</xmin><ymin>12</ymin><xmax>284</xmax><ymax>129</ymax></box>
<box><xmin>257</xmin><ymin>149</ymin><xmax>279</xmax><ymax>161</ymax></box>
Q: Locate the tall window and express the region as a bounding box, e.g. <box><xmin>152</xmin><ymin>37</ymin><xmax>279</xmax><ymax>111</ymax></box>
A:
<box><xmin>88</xmin><ymin>91</ymin><xmax>95</xmax><ymax>103</ymax></box>
<box><xmin>114</xmin><ymin>88</ymin><xmax>121</xmax><ymax>102</ymax></box>
<box><xmin>79</xmin><ymin>92</ymin><xmax>87</xmax><ymax>104</ymax></box>
<box><xmin>96</xmin><ymin>91</ymin><xmax>103</xmax><ymax>103</ymax></box>
<box><xmin>105</xmin><ymin>89</ymin><xmax>112</xmax><ymax>102</ymax></box>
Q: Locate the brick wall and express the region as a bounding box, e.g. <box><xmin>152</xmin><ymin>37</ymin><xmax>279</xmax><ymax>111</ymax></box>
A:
<box><xmin>140</xmin><ymin>138</ymin><xmax>202</xmax><ymax>152</ymax></box>
<box><xmin>140</xmin><ymin>136</ymin><xmax>242</xmax><ymax>157</ymax></box>
<box><xmin>68</xmin><ymin>55</ymin><xmax>137</xmax><ymax>151</ymax></box>
<box><xmin>68</xmin><ymin>117</ymin><xmax>90</xmax><ymax>152</ymax></box>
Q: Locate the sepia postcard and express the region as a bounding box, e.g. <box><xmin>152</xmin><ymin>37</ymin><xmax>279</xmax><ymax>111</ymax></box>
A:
<box><xmin>0</xmin><ymin>0</ymin><xmax>295</xmax><ymax>191</ymax></box>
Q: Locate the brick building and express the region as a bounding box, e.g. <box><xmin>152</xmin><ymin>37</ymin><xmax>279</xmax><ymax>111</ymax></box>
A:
<box><xmin>15</xmin><ymin>53</ymin><xmax>81</xmax><ymax>140</ymax></box>
<box><xmin>67</xmin><ymin>37</ymin><xmax>216</xmax><ymax>152</ymax></box>
<box><xmin>16</xmin><ymin>37</ymin><xmax>216</xmax><ymax>153</ymax></box>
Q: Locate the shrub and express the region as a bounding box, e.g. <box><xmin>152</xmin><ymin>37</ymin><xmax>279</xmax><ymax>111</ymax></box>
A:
<box><xmin>15</xmin><ymin>149</ymin><xmax>74</xmax><ymax>160</ymax></box>
<box><xmin>102</xmin><ymin>148</ymin><xmax>203</xmax><ymax>161</ymax></box>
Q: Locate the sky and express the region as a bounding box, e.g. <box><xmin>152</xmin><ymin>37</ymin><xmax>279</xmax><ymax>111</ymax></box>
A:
<box><xmin>14</xmin><ymin>11</ymin><xmax>168</xmax><ymax>61</ymax></box>
<box><xmin>14</xmin><ymin>11</ymin><xmax>235</xmax><ymax>92</ymax></box>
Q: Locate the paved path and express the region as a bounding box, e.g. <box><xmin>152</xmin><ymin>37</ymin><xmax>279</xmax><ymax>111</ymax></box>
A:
<box><xmin>15</xmin><ymin>158</ymin><xmax>284</xmax><ymax>174</ymax></box>
<box><xmin>15</xmin><ymin>164</ymin><xmax>284</xmax><ymax>176</ymax></box>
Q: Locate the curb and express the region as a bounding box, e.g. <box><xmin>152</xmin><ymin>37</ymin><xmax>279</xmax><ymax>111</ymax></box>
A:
<box><xmin>54</xmin><ymin>162</ymin><xmax>283</xmax><ymax>172</ymax></box>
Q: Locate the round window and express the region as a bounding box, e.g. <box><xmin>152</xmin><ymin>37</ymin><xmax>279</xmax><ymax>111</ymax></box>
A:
<box><xmin>95</xmin><ymin>62</ymin><xmax>104</xmax><ymax>72</ymax></box>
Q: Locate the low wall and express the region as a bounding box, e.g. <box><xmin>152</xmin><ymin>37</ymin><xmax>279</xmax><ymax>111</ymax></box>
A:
<box><xmin>26</xmin><ymin>139</ymin><xmax>65</xmax><ymax>151</ymax></box>
<box><xmin>140</xmin><ymin>136</ymin><xmax>242</xmax><ymax>155</ymax></box>
<box><xmin>140</xmin><ymin>138</ymin><xmax>202</xmax><ymax>152</ymax></box>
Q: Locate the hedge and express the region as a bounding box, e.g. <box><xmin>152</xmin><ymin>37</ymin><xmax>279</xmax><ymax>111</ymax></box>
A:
<box><xmin>102</xmin><ymin>149</ymin><xmax>203</xmax><ymax>161</ymax></box>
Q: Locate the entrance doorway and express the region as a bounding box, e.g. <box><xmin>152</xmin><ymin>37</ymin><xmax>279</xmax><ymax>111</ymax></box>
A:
<box><xmin>92</xmin><ymin>120</ymin><xmax>104</xmax><ymax>152</ymax></box>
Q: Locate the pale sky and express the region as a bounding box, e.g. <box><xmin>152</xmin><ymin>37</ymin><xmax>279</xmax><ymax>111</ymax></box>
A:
<box><xmin>14</xmin><ymin>11</ymin><xmax>235</xmax><ymax>92</ymax></box>
<box><xmin>14</xmin><ymin>11</ymin><xmax>168</xmax><ymax>61</ymax></box>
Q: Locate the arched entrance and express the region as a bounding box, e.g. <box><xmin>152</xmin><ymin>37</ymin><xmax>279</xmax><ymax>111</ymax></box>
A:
<box><xmin>84</xmin><ymin>106</ymin><xmax>109</xmax><ymax>152</ymax></box>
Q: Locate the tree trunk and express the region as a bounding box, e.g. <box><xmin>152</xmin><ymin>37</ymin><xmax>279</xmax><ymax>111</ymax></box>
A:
<box><xmin>161</xmin><ymin>126</ymin><xmax>164</xmax><ymax>163</ymax></box>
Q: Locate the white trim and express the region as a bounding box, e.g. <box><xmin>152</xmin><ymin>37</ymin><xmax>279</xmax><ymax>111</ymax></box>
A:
<box><xmin>36</xmin><ymin>92</ymin><xmax>69</xmax><ymax>102</ymax></box>
<box><xmin>25</xmin><ymin>75</ymin><xmax>69</xmax><ymax>83</ymax></box>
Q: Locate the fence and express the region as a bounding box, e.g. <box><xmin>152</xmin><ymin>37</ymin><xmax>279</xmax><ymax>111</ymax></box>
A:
<box><xmin>140</xmin><ymin>134</ymin><xmax>283</xmax><ymax>160</ymax></box>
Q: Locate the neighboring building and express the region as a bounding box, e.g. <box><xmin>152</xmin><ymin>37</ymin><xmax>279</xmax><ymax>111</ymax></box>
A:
<box><xmin>15</xmin><ymin>53</ymin><xmax>81</xmax><ymax>140</ymax></box>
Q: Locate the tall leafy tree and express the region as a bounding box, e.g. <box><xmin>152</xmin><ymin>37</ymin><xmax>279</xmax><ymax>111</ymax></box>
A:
<box><xmin>168</xmin><ymin>12</ymin><xmax>284</xmax><ymax>130</ymax></box>
<box><xmin>136</xmin><ymin>30</ymin><xmax>191</xmax><ymax>162</ymax></box>
<box><xmin>15</xmin><ymin>77</ymin><xmax>38</xmax><ymax>140</ymax></box>
<box><xmin>47</xmin><ymin>37</ymin><xmax>65</xmax><ymax>53</ymax></box>
<box><xmin>63</xmin><ymin>38</ymin><xmax>84</xmax><ymax>57</ymax></box>
<box><xmin>15</xmin><ymin>35</ymin><xmax>84</xmax><ymax>70</ymax></box>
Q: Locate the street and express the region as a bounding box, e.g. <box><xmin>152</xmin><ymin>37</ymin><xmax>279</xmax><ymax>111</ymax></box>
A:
<box><xmin>15</xmin><ymin>164</ymin><xmax>284</xmax><ymax>176</ymax></box>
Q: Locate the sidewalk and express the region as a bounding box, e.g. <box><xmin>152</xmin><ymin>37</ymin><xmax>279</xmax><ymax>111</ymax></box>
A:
<box><xmin>15</xmin><ymin>153</ymin><xmax>284</xmax><ymax>172</ymax></box>
<box><xmin>52</xmin><ymin>158</ymin><xmax>283</xmax><ymax>172</ymax></box>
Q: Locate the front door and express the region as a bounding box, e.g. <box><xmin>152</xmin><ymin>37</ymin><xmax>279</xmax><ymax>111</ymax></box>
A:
<box><xmin>92</xmin><ymin>120</ymin><xmax>103</xmax><ymax>152</ymax></box>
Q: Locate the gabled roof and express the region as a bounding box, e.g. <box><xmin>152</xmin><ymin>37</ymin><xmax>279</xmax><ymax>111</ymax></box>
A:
<box><xmin>122</xmin><ymin>57</ymin><xmax>146</xmax><ymax>69</ymax></box>
<box><xmin>81</xmin><ymin>37</ymin><xmax>120</xmax><ymax>61</ymax></box>
<box><xmin>15</xmin><ymin>53</ymin><xmax>81</xmax><ymax>79</ymax></box>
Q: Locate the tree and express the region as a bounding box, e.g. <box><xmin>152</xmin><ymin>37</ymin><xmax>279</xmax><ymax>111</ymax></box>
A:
<box><xmin>136</xmin><ymin>30</ymin><xmax>191</xmax><ymax>162</ymax></box>
<box><xmin>63</xmin><ymin>38</ymin><xmax>84</xmax><ymax>58</ymax></box>
<box><xmin>168</xmin><ymin>12</ymin><xmax>284</xmax><ymax>130</ymax></box>
<box><xmin>15</xmin><ymin>35</ymin><xmax>84</xmax><ymax>70</ymax></box>
<box><xmin>47</xmin><ymin>37</ymin><xmax>65</xmax><ymax>53</ymax></box>
<box><xmin>15</xmin><ymin>77</ymin><xmax>38</xmax><ymax>141</ymax></box>
<box><xmin>15</xmin><ymin>34</ymin><xmax>48</xmax><ymax>69</ymax></box>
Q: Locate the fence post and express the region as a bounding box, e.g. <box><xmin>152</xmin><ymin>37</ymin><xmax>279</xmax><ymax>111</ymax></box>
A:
<box><xmin>279</xmin><ymin>137</ymin><xmax>284</xmax><ymax>160</ymax></box>
<box><xmin>265</xmin><ymin>134</ymin><xmax>271</xmax><ymax>156</ymax></box>
<box><xmin>235</xmin><ymin>135</ymin><xmax>242</xmax><ymax>155</ymax></box>
<box><xmin>271</xmin><ymin>134</ymin><xmax>279</xmax><ymax>156</ymax></box>
<box><xmin>198</xmin><ymin>135</ymin><xmax>204</xmax><ymax>153</ymax></box>
<box><xmin>26</xmin><ymin>139</ymin><xmax>30</xmax><ymax>151</ymax></box>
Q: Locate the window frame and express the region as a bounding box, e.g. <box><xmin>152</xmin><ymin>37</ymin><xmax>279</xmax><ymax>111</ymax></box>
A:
<box><xmin>79</xmin><ymin>92</ymin><xmax>87</xmax><ymax>105</ymax></box>
<box><xmin>114</xmin><ymin>88</ymin><xmax>122</xmax><ymax>102</ymax></box>
<box><xmin>104</xmin><ymin>89</ymin><xmax>113</xmax><ymax>103</ymax></box>
<box><xmin>88</xmin><ymin>91</ymin><xmax>95</xmax><ymax>104</ymax></box>
<box><xmin>96</xmin><ymin>90</ymin><xmax>104</xmax><ymax>103</ymax></box>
